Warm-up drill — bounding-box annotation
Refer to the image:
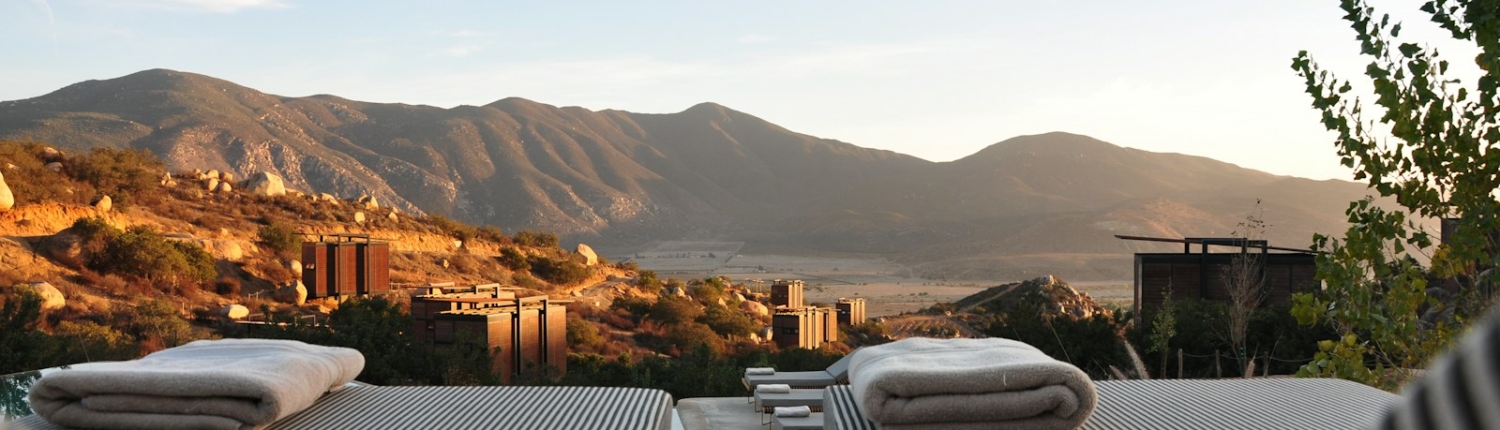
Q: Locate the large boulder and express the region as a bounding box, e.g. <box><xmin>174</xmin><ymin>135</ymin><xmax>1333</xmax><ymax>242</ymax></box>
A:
<box><xmin>740</xmin><ymin>300</ymin><xmax>769</xmax><ymax>317</ymax></box>
<box><xmin>40</xmin><ymin>231</ymin><xmax>83</xmax><ymax>267</ymax></box>
<box><xmin>243</xmin><ymin>172</ymin><xmax>287</xmax><ymax>197</ymax></box>
<box><xmin>206</xmin><ymin>169</ymin><xmax>220</xmax><ymax>181</ymax></box>
<box><xmin>206</xmin><ymin>178</ymin><xmax>220</xmax><ymax>192</ymax></box>
<box><xmin>576</xmin><ymin>243</ymin><xmax>599</xmax><ymax>266</ymax></box>
<box><xmin>39</xmin><ymin>147</ymin><xmax>63</xmax><ymax>162</ymax></box>
<box><xmin>357</xmin><ymin>194</ymin><xmax>378</xmax><ymax>210</ymax></box>
<box><xmin>219</xmin><ymin>171</ymin><xmax>234</xmax><ymax>182</ymax></box>
<box><xmin>216</xmin><ymin>181</ymin><xmax>232</xmax><ymax>194</ymax></box>
<box><xmin>44</xmin><ymin>162</ymin><xmax>62</xmax><ymax>173</ymax></box>
<box><xmin>275</xmin><ymin>281</ymin><xmax>308</xmax><ymax>306</ymax></box>
<box><xmin>92</xmin><ymin>195</ymin><xmax>112</xmax><ymax>213</ymax></box>
<box><xmin>21</xmin><ymin>282</ymin><xmax>66</xmax><ymax>311</ymax></box>
<box><xmin>353</xmin><ymin>211</ymin><xmax>366</xmax><ymax>224</ymax></box>
<box><xmin>0</xmin><ymin>171</ymin><xmax>13</xmax><ymax>212</ymax></box>
<box><xmin>219</xmin><ymin>304</ymin><xmax>250</xmax><ymax>320</ymax></box>
<box><xmin>289</xmin><ymin>259</ymin><xmax>303</xmax><ymax>277</ymax></box>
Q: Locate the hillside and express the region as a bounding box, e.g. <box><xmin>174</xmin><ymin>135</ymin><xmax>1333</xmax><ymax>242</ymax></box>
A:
<box><xmin>0</xmin><ymin>69</ymin><xmax>1385</xmax><ymax>281</ymax></box>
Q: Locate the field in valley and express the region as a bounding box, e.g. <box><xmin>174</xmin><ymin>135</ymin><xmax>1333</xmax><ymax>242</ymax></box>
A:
<box><xmin>622</xmin><ymin>241</ymin><xmax>1133</xmax><ymax>316</ymax></box>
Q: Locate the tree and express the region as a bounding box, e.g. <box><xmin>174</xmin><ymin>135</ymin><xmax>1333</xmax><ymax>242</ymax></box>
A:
<box><xmin>1223</xmin><ymin>204</ymin><xmax>1268</xmax><ymax>374</ymax></box>
<box><xmin>1290</xmin><ymin>0</ymin><xmax>1500</xmax><ymax>388</ymax></box>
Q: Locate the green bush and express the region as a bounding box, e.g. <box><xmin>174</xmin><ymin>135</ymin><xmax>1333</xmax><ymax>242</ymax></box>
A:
<box><xmin>71</xmin><ymin>218</ymin><xmax>217</xmax><ymax>287</ymax></box>
<box><xmin>66</xmin><ymin>147</ymin><xmax>164</xmax><ymax>209</ymax></box>
<box><xmin>698</xmin><ymin>304</ymin><xmax>758</xmax><ymax>338</ymax></box>
<box><xmin>0</xmin><ymin>141</ymin><xmax>94</xmax><ymax>206</ymax></box>
<box><xmin>497</xmin><ymin>247</ymin><xmax>530</xmax><ymax>271</ymax></box>
<box><xmin>648</xmin><ymin>296</ymin><xmax>704</xmax><ymax>325</ymax></box>
<box><xmin>426</xmin><ymin>214</ymin><xmax>477</xmax><ymax>242</ymax></box>
<box><xmin>513</xmin><ymin>230</ymin><xmax>559</xmax><ymax>248</ymax></box>
<box><xmin>528</xmin><ymin>255</ymin><xmax>589</xmax><ymax>285</ymax></box>
<box><xmin>258</xmin><ymin>221</ymin><xmax>302</xmax><ymax>259</ymax></box>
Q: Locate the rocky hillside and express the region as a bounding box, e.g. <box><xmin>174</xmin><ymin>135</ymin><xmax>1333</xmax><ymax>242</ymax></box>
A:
<box><xmin>0</xmin><ymin>69</ymin><xmax>1386</xmax><ymax>281</ymax></box>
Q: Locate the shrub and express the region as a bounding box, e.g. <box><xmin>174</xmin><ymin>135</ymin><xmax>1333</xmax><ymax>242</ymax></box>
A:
<box><xmin>698</xmin><ymin>304</ymin><xmax>758</xmax><ymax>338</ymax></box>
<box><xmin>528</xmin><ymin>255</ymin><xmax>589</xmax><ymax>285</ymax></box>
<box><xmin>478</xmin><ymin>225</ymin><xmax>506</xmax><ymax>243</ymax></box>
<box><xmin>513</xmin><ymin>230</ymin><xmax>559</xmax><ymax>248</ymax></box>
<box><xmin>258</xmin><ymin>221</ymin><xmax>302</xmax><ymax>259</ymax></box>
<box><xmin>498</xmin><ymin>247</ymin><xmax>530</xmax><ymax>271</ymax></box>
<box><xmin>425</xmin><ymin>214</ymin><xmax>477</xmax><ymax>242</ymax></box>
<box><xmin>112</xmin><ymin>298</ymin><xmax>201</xmax><ymax>349</ymax></box>
<box><xmin>667</xmin><ymin>323</ymin><xmax>724</xmax><ymax>357</ymax></box>
<box><xmin>512</xmin><ymin>272</ymin><xmax>544</xmax><ymax>290</ymax></box>
<box><xmin>71</xmin><ymin>218</ymin><xmax>217</xmax><ymax>288</ymax></box>
<box><xmin>566</xmin><ymin>314</ymin><xmax>606</xmax><ymax>353</ymax></box>
<box><xmin>66</xmin><ymin>147</ymin><xmax>164</xmax><ymax>209</ymax></box>
<box><xmin>648</xmin><ymin>296</ymin><xmax>704</xmax><ymax>325</ymax></box>
<box><xmin>0</xmin><ymin>141</ymin><xmax>94</xmax><ymax>206</ymax></box>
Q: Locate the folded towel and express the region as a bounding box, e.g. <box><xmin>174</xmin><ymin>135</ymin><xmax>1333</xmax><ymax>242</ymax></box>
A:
<box><xmin>29</xmin><ymin>338</ymin><xmax>365</xmax><ymax>430</ymax></box>
<box><xmin>775</xmin><ymin>405</ymin><xmax>812</xmax><ymax>417</ymax></box>
<box><xmin>757</xmin><ymin>384</ymin><xmax>792</xmax><ymax>394</ymax></box>
<box><xmin>746</xmin><ymin>367</ymin><xmax>776</xmax><ymax>375</ymax></box>
<box><xmin>848</xmin><ymin>337</ymin><xmax>1096</xmax><ymax>430</ymax></box>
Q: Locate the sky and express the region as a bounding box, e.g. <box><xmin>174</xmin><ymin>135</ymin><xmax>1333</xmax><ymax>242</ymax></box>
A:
<box><xmin>0</xmin><ymin>0</ymin><xmax>1478</xmax><ymax>181</ymax></box>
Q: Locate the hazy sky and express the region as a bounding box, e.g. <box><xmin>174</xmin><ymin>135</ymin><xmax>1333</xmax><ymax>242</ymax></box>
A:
<box><xmin>1</xmin><ymin>0</ymin><xmax>1474</xmax><ymax>181</ymax></box>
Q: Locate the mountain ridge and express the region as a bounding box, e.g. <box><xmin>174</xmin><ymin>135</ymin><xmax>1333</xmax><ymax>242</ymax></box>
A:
<box><xmin>0</xmin><ymin>69</ymin><xmax>1380</xmax><ymax>281</ymax></box>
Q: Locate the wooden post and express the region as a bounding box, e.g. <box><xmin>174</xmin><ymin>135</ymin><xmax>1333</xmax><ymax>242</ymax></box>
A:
<box><xmin>1263</xmin><ymin>355</ymin><xmax>1271</xmax><ymax>378</ymax></box>
<box><xmin>1215</xmin><ymin>352</ymin><xmax>1222</xmax><ymax>378</ymax></box>
<box><xmin>1177</xmin><ymin>349</ymin><xmax>1184</xmax><ymax>379</ymax></box>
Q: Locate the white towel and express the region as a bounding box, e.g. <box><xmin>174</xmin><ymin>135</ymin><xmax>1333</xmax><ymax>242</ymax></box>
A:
<box><xmin>746</xmin><ymin>367</ymin><xmax>776</xmax><ymax>375</ymax></box>
<box><xmin>775</xmin><ymin>405</ymin><xmax>812</xmax><ymax>417</ymax></box>
<box><xmin>757</xmin><ymin>384</ymin><xmax>792</xmax><ymax>394</ymax></box>
<box><xmin>29</xmin><ymin>338</ymin><xmax>364</xmax><ymax>430</ymax></box>
<box><xmin>849</xmin><ymin>337</ymin><xmax>1096</xmax><ymax>430</ymax></box>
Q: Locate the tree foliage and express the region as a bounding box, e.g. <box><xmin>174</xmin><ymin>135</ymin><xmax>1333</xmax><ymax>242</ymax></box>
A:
<box><xmin>1291</xmin><ymin>0</ymin><xmax>1500</xmax><ymax>388</ymax></box>
<box><xmin>76</xmin><ymin>220</ymin><xmax>217</xmax><ymax>288</ymax></box>
<box><xmin>258</xmin><ymin>221</ymin><xmax>302</xmax><ymax>259</ymax></box>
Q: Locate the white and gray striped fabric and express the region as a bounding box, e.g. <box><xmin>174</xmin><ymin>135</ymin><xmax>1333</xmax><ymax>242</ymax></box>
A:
<box><xmin>826</xmin><ymin>379</ymin><xmax>1397</xmax><ymax>430</ymax></box>
<box><xmin>15</xmin><ymin>385</ymin><xmax>674</xmax><ymax>430</ymax></box>
<box><xmin>1376</xmin><ymin>306</ymin><xmax>1500</xmax><ymax>430</ymax></box>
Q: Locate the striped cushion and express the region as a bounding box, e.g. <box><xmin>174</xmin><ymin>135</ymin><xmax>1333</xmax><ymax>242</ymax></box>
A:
<box><xmin>15</xmin><ymin>386</ymin><xmax>674</xmax><ymax>430</ymax></box>
<box><xmin>1376</xmin><ymin>307</ymin><xmax>1500</xmax><ymax>430</ymax></box>
<box><xmin>825</xmin><ymin>379</ymin><xmax>1397</xmax><ymax>430</ymax></box>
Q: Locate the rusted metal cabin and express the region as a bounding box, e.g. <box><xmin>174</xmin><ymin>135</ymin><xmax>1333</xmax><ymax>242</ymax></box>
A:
<box><xmin>301</xmin><ymin>233</ymin><xmax>390</xmax><ymax>298</ymax></box>
<box><xmin>836</xmin><ymin>298</ymin><xmax>867</xmax><ymax>326</ymax></box>
<box><xmin>1118</xmin><ymin>235</ymin><xmax>1318</xmax><ymax>315</ymax></box>
<box><xmin>430</xmin><ymin>296</ymin><xmax>568</xmax><ymax>383</ymax></box>
<box><xmin>771</xmin><ymin>280</ymin><xmax>805</xmax><ymax>309</ymax></box>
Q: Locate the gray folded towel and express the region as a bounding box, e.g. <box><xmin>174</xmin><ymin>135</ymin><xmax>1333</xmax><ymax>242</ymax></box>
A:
<box><xmin>746</xmin><ymin>367</ymin><xmax>776</xmax><ymax>375</ymax></box>
<box><xmin>757</xmin><ymin>384</ymin><xmax>793</xmax><ymax>394</ymax></box>
<box><xmin>776</xmin><ymin>405</ymin><xmax>812</xmax><ymax>417</ymax></box>
<box><xmin>848</xmin><ymin>337</ymin><xmax>1096</xmax><ymax>430</ymax></box>
<box><xmin>29</xmin><ymin>338</ymin><xmax>365</xmax><ymax>430</ymax></box>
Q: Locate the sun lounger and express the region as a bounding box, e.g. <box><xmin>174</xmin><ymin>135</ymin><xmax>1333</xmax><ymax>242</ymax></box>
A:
<box><xmin>824</xmin><ymin>379</ymin><xmax>1397</xmax><ymax>430</ymax></box>
<box><xmin>14</xmin><ymin>385</ymin><xmax>675</xmax><ymax>430</ymax></box>
<box><xmin>756</xmin><ymin>388</ymin><xmax>825</xmax><ymax>424</ymax></box>
<box><xmin>743</xmin><ymin>351</ymin><xmax>857</xmax><ymax>390</ymax></box>
<box><xmin>775</xmin><ymin>412</ymin><xmax>824</xmax><ymax>430</ymax></box>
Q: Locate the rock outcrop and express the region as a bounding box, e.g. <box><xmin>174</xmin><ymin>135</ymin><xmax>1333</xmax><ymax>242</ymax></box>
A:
<box><xmin>20</xmin><ymin>282</ymin><xmax>66</xmax><ymax>311</ymax></box>
<box><xmin>92</xmin><ymin>195</ymin><xmax>112</xmax><ymax>213</ymax></box>
<box><xmin>0</xmin><ymin>171</ymin><xmax>13</xmax><ymax>212</ymax></box>
<box><xmin>244</xmin><ymin>172</ymin><xmax>287</xmax><ymax>197</ymax></box>
<box><xmin>220</xmin><ymin>304</ymin><xmax>250</xmax><ymax>319</ymax></box>
<box><xmin>577</xmin><ymin>243</ymin><xmax>599</xmax><ymax>266</ymax></box>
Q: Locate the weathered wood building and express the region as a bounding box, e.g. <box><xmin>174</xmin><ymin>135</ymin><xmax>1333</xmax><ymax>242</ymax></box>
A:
<box><xmin>409</xmin><ymin>284</ymin><xmax>567</xmax><ymax>383</ymax></box>
<box><xmin>1118</xmin><ymin>235</ymin><xmax>1319</xmax><ymax>315</ymax></box>
<box><xmin>301</xmin><ymin>233</ymin><xmax>390</xmax><ymax>298</ymax></box>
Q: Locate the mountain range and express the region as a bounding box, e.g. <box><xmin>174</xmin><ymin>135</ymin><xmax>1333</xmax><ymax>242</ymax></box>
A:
<box><xmin>0</xmin><ymin>69</ymin><xmax>1378</xmax><ymax>281</ymax></box>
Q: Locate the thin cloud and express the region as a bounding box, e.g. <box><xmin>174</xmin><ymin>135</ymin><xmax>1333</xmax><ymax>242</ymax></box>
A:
<box><xmin>115</xmin><ymin>0</ymin><xmax>291</xmax><ymax>13</ymax></box>
<box><xmin>28</xmin><ymin>0</ymin><xmax>55</xmax><ymax>24</ymax></box>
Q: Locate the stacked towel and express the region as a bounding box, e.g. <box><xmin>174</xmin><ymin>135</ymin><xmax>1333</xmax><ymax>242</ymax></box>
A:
<box><xmin>775</xmin><ymin>406</ymin><xmax>812</xmax><ymax>417</ymax></box>
<box><xmin>29</xmin><ymin>338</ymin><xmax>365</xmax><ymax>430</ymax></box>
<box><xmin>757</xmin><ymin>384</ymin><xmax>792</xmax><ymax>394</ymax></box>
<box><xmin>848</xmin><ymin>337</ymin><xmax>1096</xmax><ymax>430</ymax></box>
<box><xmin>746</xmin><ymin>367</ymin><xmax>776</xmax><ymax>375</ymax></box>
